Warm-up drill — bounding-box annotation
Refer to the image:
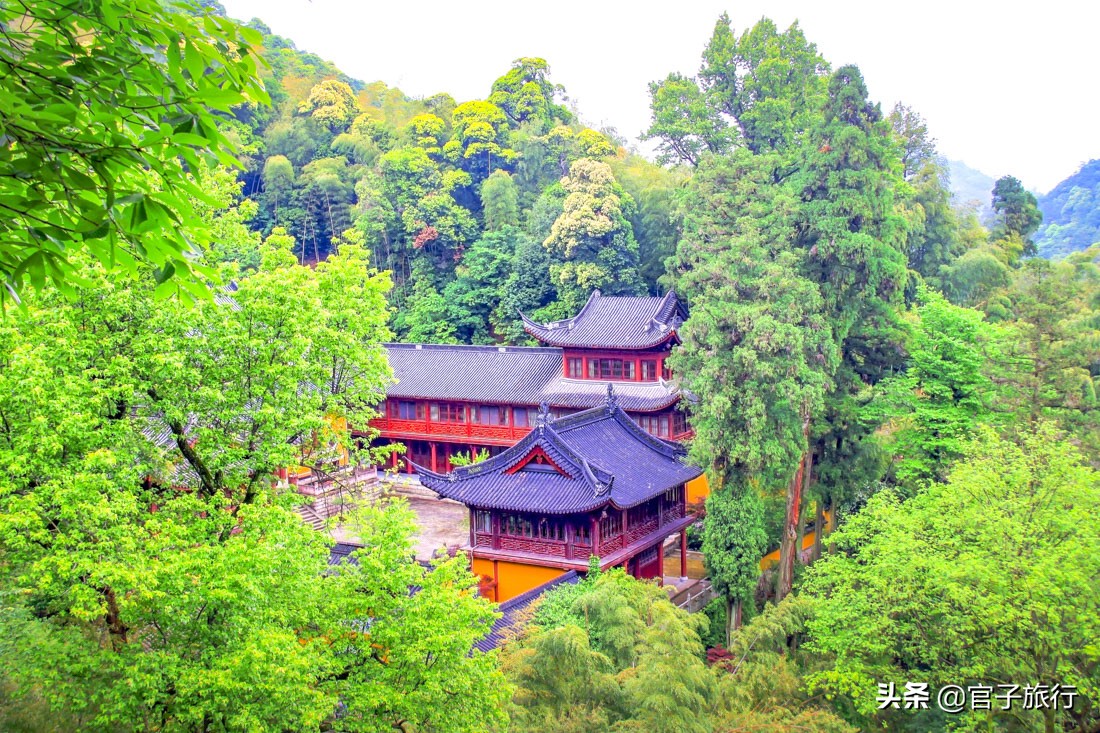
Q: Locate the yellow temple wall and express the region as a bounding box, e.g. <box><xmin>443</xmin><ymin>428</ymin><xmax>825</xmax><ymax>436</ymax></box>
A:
<box><xmin>686</xmin><ymin>474</ymin><xmax>710</xmax><ymax>505</ymax></box>
<box><xmin>472</xmin><ymin>557</ymin><xmax>567</xmax><ymax>603</ymax></box>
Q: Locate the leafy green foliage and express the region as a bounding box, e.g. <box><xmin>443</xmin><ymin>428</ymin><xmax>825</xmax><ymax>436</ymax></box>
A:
<box><xmin>698</xmin><ymin>15</ymin><xmax>829</xmax><ymax>154</ymax></box>
<box><xmin>0</xmin><ymin>0</ymin><xmax>268</xmax><ymax>303</ymax></box>
<box><xmin>986</xmin><ymin>254</ymin><xmax>1100</xmax><ymax>463</ymax></box>
<box><xmin>448</xmin><ymin>448</ymin><xmax>490</xmax><ymax>467</ymax></box>
<box><xmin>805</xmin><ymin>426</ymin><xmax>1100</xmax><ymax>732</ymax></box>
<box><xmin>507</xmin><ymin>570</ymin><xmax>713</xmax><ymax>732</ymax></box>
<box><xmin>990</xmin><ymin>175</ymin><xmax>1042</xmax><ymax>257</ymax></box>
<box><xmin>711</xmin><ymin>596</ymin><xmax>855</xmax><ymax>732</ymax></box>
<box><xmin>645</xmin><ymin>72</ymin><xmax>732</xmax><ymax>166</ymax></box>
<box><xmin>543</xmin><ymin>158</ymin><xmax>644</xmax><ymax>311</ymax></box>
<box><xmin>0</xmin><ymin>196</ymin><xmax>510</xmax><ymax>728</ymax></box>
<box><xmin>868</xmin><ymin>289</ymin><xmax>1000</xmax><ymax>489</ymax></box>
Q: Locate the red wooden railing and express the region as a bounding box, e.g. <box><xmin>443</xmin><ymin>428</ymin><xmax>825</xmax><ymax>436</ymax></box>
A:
<box><xmin>367</xmin><ymin>416</ymin><xmax>533</xmax><ymax>444</ymax></box>
<box><xmin>499</xmin><ymin>536</ymin><xmax>568</xmax><ymax>557</ymax></box>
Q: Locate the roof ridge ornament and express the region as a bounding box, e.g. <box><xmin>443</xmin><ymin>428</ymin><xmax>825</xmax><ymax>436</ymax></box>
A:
<box><xmin>605</xmin><ymin>383</ymin><xmax>617</xmax><ymax>413</ymax></box>
<box><xmin>536</xmin><ymin>402</ymin><xmax>551</xmax><ymax>432</ymax></box>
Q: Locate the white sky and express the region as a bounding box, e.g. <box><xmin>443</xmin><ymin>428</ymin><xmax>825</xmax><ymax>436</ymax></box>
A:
<box><xmin>220</xmin><ymin>0</ymin><xmax>1099</xmax><ymax>194</ymax></box>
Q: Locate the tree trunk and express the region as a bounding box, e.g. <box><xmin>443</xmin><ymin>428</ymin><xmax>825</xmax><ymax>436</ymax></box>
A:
<box><xmin>726</xmin><ymin>596</ymin><xmax>742</xmax><ymax>647</ymax></box>
<box><xmin>812</xmin><ymin>499</ymin><xmax>825</xmax><ymax>562</ymax></box>
<box><xmin>778</xmin><ymin>418</ymin><xmax>811</xmax><ymax>600</ymax></box>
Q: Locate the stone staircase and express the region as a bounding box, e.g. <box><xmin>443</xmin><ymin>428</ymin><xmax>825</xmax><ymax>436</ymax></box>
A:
<box><xmin>296</xmin><ymin>503</ymin><xmax>326</xmax><ymax>531</ymax></box>
<box><xmin>294</xmin><ymin>465</ymin><xmax>383</xmax><ymax>531</ymax></box>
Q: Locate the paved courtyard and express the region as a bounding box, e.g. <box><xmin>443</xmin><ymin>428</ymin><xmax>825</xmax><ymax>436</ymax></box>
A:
<box><xmin>329</xmin><ymin>489</ymin><xmax>469</xmax><ymax>563</ymax></box>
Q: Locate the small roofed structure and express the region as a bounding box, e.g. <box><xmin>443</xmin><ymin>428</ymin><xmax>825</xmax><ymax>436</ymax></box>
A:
<box><xmin>520</xmin><ymin>290</ymin><xmax>687</xmax><ymax>349</ymax></box>
<box><xmin>413</xmin><ymin>386</ymin><xmax>703</xmax><ymax>602</ymax></box>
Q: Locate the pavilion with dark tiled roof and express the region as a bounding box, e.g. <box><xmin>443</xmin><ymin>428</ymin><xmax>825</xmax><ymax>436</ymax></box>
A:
<box><xmin>520</xmin><ymin>290</ymin><xmax>687</xmax><ymax>349</ymax></box>
<box><xmin>411</xmin><ymin>389</ymin><xmax>702</xmax><ymax>602</ymax></box>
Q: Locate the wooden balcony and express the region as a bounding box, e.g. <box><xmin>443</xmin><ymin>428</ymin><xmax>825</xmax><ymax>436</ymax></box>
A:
<box><xmin>366</xmin><ymin>417</ymin><xmax>533</xmax><ymax>446</ymax></box>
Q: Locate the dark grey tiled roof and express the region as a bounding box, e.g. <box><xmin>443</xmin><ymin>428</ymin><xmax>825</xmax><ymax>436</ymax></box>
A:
<box><xmin>521</xmin><ymin>290</ymin><xmax>686</xmax><ymax>349</ymax></box>
<box><xmin>385</xmin><ymin>344</ymin><xmax>562</xmax><ymax>406</ymax></box>
<box><xmin>415</xmin><ymin>399</ymin><xmax>702</xmax><ymax>514</ymax></box>
<box><xmin>475</xmin><ymin>570</ymin><xmax>581</xmax><ymax>653</ymax></box>
<box><xmin>328</xmin><ymin>542</ymin><xmax>363</xmax><ymax>566</ymax></box>
<box><xmin>541</xmin><ymin>376</ymin><xmax>681</xmax><ymax>411</ymax></box>
<box><xmin>383</xmin><ymin>344</ymin><xmax>681</xmax><ymax>412</ymax></box>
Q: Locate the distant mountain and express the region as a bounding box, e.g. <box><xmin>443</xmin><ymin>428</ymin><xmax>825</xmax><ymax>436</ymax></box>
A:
<box><xmin>1034</xmin><ymin>160</ymin><xmax>1100</xmax><ymax>259</ymax></box>
<box><xmin>946</xmin><ymin>159</ymin><xmax>995</xmax><ymax>224</ymax></box>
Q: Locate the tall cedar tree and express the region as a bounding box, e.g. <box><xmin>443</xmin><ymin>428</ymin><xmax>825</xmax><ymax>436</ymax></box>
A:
<box><xmin>667</xmin><ymin>151</ymin><xmax>835</xmax><ymax>630</ymax></box>
<box><xmin>779</xmin><ymin>65</ymin><xmax>910</xmax><ymax>599</ymax></box>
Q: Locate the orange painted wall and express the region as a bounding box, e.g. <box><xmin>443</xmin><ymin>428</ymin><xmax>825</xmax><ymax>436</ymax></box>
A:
<box><xmin>759</xmin><ymin>508</ymin><xmax>834</xmax><ymax>571</ymax></box>
<box><xmin>472</xmin><ymin>557</ymin><xmax>567</xmax><ymax>603</ymax></box>
<box><xmin>686</xmin><ymin>474</ymin><xmax>710</xmax><ymax>505</ymax></box>
<box><xmin>289</xmin><ymin>414</ymin><xmax>351</xmax><ymax>476</ymax></box>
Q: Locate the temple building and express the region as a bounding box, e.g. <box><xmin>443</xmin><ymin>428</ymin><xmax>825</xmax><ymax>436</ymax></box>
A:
<box><xmin>413</xmin><ymin>392</ymin><xmax>704</xmax><ymax>602</ymax></box>
<box><xmin>366</xmin><ymin>290</ymin><xmax>697</xmax><ymax>479</ymax></box>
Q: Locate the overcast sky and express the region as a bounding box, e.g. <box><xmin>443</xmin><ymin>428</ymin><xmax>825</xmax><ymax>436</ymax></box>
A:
<box><xmin>220</xmin><ymin>0</ymin><xmax>1098</xmax><ymax>194</ymax></box>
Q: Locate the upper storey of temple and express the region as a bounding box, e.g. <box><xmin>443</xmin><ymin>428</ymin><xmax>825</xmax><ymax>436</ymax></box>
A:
<box><xmin>382</xmin><ymin>343</ymin><xmax>682</xmax><ymax>412</ymax></box>
<box><xmin>413</xmin><ymin>395</ymin><xmax>702</xmax><ymax>515</ymax></box>
<box><xmin>520</xmin><ymin>290</ymin><xmax>687</xmax><ymax>350</ymax></box>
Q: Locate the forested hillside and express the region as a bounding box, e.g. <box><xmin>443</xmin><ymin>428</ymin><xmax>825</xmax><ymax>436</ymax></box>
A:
<box><xmin>1</xmin><ymin>1</ymin><xmax>1098</xmax><ymax>731</ymax></box>
<box><xmin>225</xmin><ymin>15</ymin><xmax>679</xmax><ymax>344</ymax></box>
<box><xmin>946</xmin><ymin>157</ymin><xmax>995</xmax><ymax>222</ymax></box>
<box><xmin>1035</xmin><ymin>159</ymin><xmax>1100</xmax><ymax>258</ymax></box>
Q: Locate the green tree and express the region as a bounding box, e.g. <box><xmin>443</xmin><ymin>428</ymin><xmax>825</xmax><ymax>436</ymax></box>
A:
<box><xmin>703</xmin><ymin>488</ymin><xmax>768</xmax><ymax>641</ymax></box>
<box><xmin>869</xmin><ymin>289</ymin><xmax>1000</xmax><ymax>489</ymax></box>
<box><xmin>506</xmin><ymin>569</ymin><xmax>714</xmax><ymax>732</ymax></box>
<box><xmin>445</xmin><ymin>100</ymin><xmax>517</xmax><ymax>183</ymax></box>
<box><xmin>394</xmin><ymin>262</ymin><xmax>459</xmax><ymax>343</ymax></box>
<box><xmin>888</xmin><ymin>104</ymin><xmax>969</xmax><ymax>288</ymax></box>
<box><xmin>698</xmin><ymin>14</ymin><xmax>829</xmax><ymax>154</ymax></box>
<box><xmin>619</xmin><ymin>602</ymin><xmax>716</xmax><ymax>733</ymax></box>
<box><xmin>0</xmin><ymin>214</ymin><xmax>510</xmax><ymax>729</ymax></box>
<box><xmin>645</xmin><ymin>72</ymin><xmax>732</xmax><ymax>166</ymax></box>
<box><xmin>404</xmin><ymin>113</ymin><xmax>447</xmax><ymax>157</ymax></box>
<box><xmin>804</xmin><ymin>425</ymin><xmax>1100</xmax><ymax>733</ymax></box>
<box><xmin>711</xmin><ymin>596</ymin><xmax>855</xmax><ymax>732</ymax></box>
<box><xmin>443</xmin><ymin>227</ymin><xmax>522</xmax><ymax>343</ymax></box>
<box><xmin>298</xmin><ymin>79</ymin><xmax>360</xmax><ymax>132</ymax></box>
<box><xmin>668</xmin><ymin>151</ymin><xmax>835</xmax><ymax>625</ymax></box>
<box><xmin>488</xmin><ymin>57</ymin><xmax>571</xmax><ymax>130</ymax></box>
<box><xmin>481</xmin><ymin>170</ymin><xmax>521</xmax><ymax>231</ymax></box>
<box><xmin>493</xmin><ymin>227</ymin><xmax>556</xmax><ymax>343</ymax></box>
<box><xmin>991</xmin><ymin>175</ymin><xmax>1042</xmax><ymax>257</ymax></box>
<box><xmin>780</xmin><ymin>64</ymin><xmax>910</xmax><ymax>599</ymax></box>
<box><xmin>0</xmin><ymin>0</ymin><xmax>267</xmax><ymax>302</ymax></box>
<box><xmin>543</xmin><ymin>158</ymin><xmax>643</xmax><ymax>311</ymax></box>
<box><xmin>261</xmin><ymin>154</ymin><xmax>296</xmax><ymax>220</ymax></box>
<box><xmin>503</xmin><ymin>625</ymin><xmax>622</xmax><ymax>733</ymax></box>
<box><xmin>987</xmin><ymin>255</ymin><xmax>1100</xmax><ymax>463</ymax></box>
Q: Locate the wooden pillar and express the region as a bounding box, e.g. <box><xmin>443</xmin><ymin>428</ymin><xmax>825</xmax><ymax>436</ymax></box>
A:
<box><xmin>657</xmin><ymin>542</ymin><xmax>665</xmax><ymax>585</ymax></box>
<box><xmin>592</xmin><ymin>515</ymin><xmax>600</xmax><ymax>559</ymax></box>
<box><xmin>391</xmin><ymin>450</ymin><xmax>398</xmax><ymax>470</ymax></box>
<box><xmin>405</xmin><ymin>443</ymin><xmax>413</xmax><ymax>474</ymax></box>
<box><xmin>430</xmin><ymin>442</ymin><xmax>438</xmax><ymax>473</ymax></box>
<box><xmin>680</xmin><ymin>529</ymin><xmax>688</xmax><ymax>578</ymax></box>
